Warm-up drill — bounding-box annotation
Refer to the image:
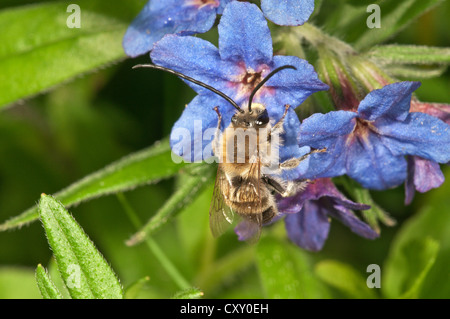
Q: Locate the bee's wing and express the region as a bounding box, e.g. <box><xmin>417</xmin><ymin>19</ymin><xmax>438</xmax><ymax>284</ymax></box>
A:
<box><xmin>209</xmin><ymin>166</ymin><xmax>234</xmax><ymax>238</ymax></box>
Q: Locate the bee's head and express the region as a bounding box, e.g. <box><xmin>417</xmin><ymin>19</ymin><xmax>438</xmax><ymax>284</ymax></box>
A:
<box><xmin>132</xmin><ymin>64</ymin><xmax>296</xmax><ymax>128</ymax></box>
<box><xmin>231</xmin><ymin>103</ymin><xmax>269</xmax><ymax>128</ymax></box>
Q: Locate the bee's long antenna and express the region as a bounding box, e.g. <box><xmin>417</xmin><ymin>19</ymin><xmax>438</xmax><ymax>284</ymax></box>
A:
<box><xmin>133</xmin><ymin>64</ymin><xmax>244</xmax><ymax>113</ymax></box>
<box><xmin>248</xmin><ymin>65</ymin><xmax>297</xmax><ymax>112</ymax></box>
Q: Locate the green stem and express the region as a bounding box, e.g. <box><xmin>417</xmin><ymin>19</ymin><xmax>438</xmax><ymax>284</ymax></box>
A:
<box><xmin>195</xmin><ymin>245</ymin><xmax>256</xmax><ymax>293</ymax></box>
<box><xmin>116</xmin><ymin>193</ymin><xmax>190</xmax><ymax>290</ymax></box>
<box><xmin>293</xmin><ymin>23</ymin><xmax>356</xmax><ymax>56</ymax></box>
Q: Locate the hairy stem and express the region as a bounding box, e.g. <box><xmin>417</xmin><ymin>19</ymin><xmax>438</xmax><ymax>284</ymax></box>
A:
<box><xmin>116</xmin><ymin>192</ymin><xmax>190</xmax><ymax>290</ymax></box>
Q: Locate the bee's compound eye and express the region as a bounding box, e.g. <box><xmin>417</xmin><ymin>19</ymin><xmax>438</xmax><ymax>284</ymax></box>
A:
<box><xmin>231</xmin><ymin>115</ymin><xmax>237</xmax><ymax>123</ymax></box>
<box><xmin>256</xmin><ymin>109</ymin><xmax>269</xmax><ymax>126</ymax></box>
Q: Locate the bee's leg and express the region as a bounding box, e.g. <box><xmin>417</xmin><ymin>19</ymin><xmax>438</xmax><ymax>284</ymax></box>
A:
<box><xmin>279</xmin><ymin>148</ymin><xmax>327</xmax><ymax>169</ymax></box>
<box><xmin>262</xmin><ymin>175</ymin><xmax>285</xmax><ymax>194</ymax></box>
<box><xmin>261</xmin><ymin>206</ymin><xmax>277</xmax><ymax>224</ymax></box>
<box><xmin>212</xmin><ymin>106</ymin><xmax>222</xmax><ymax>156</ymax></box>
<box><xmin>270</xmin><ymin>104</ymin><xmax>291</xmax><ymax>138</ymax></box>
<box><xmin>262</xmin><ymin>175</ymin><xmax>307</xmax><ymax>197</ymax></box>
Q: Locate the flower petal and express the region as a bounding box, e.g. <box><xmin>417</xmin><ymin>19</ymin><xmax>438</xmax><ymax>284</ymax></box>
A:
<box><xmin>123</xmin><ymin>0</ymin><xmax>218</xmax><ymax>57</ymax></box>
<box><xmin>218</xmin><ymin>2</ymin><xmax>273</xmax><ymax>70</ymax></box>
<box><xmin>285</xmin><ymin>202</ymin><xmax>330</xmax><ymax>251</ymax></box>
<box><xmin>170</xmin><ymin>94</ymin><xmax>236</xmax><ymax>162</ymax></box>
<box><xmin>346</xmin><ymin>130</ymin><xmax>408</xmax><ymax>190</ymax></box>
<box><xmin>376</xmin><ymin>112</ymin><xmax>450</xmax><ymax>163</ymax></box>
<box><xmin>410</xmin><ymin>100</ymin><xmax>450</xmax><ymax>125</ymax></box>
<box><xmin>299</xmin><ymin>111</ymin><xmax>357</xmax><ymax>148</ymax></box>
<box><xmin>404</xmin><ymin>156</ymin><xmax>416</xmax><ymax>205</ymax></box>
<box><xmin>277</xmin><ymin>178</ymin><xmax>369</xmax><ymax>214</ymax></box>
<box><xmin>259</xmin><ymin>55</ymin><xmax>329</xmax><ymax>108</ymax></box>
<box><xmin>357</xmin><ymin>82</ymin><xmax>421</xmax><ymax>122</ymax></box>
<box><xmin>328</xmin><ymin>205</ymin><xmax>379</xmax><ymax>240</ymax></box>
<box><xmin>234</xmin><ymin>219</ymin><xmax>260</xmax><ymax>241</ymax></box>
<box><xmin>151</xmin><ymin>34</ymin><xmax>241</xmax><ymax>98</ymax></box>
<box><xmin>303</xmin><ymin>137</ymin><xmax>349</xmax><ymax>179</ymax></box>
<box><xmin>405</xmin><ymin>156</ymin><xmax>445</xmax><ymax>205</ymax></box>
<box><xmin>298</xmin><ymin>111</ymin><xmax>356</xmax><ymax>179</ymax></box>
<box><xmin>411</xmin><ymin>156</ymin><xmax>445</xmax><ymax>193</ymax></box>
<box><xmin>271</xmin><ymin>108</ymin><xmax>310</xmax><ymax>180</ymax></box>
<box><xmin>217</xmin><ymin>0</ymin><xmax>233</xmax><ymax>14</ymax></box>
<box><xmin>316</xmin><ymin>179</ymin><xmax>372</xmax><ymax>211</ymax></box>
<box><xmin>261</xmin><ymin>0</ymin><xmax>315</xmax><ymax>26</ymax></box>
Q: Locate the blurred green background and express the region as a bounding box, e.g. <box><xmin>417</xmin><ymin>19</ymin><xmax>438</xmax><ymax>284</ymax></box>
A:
<box><xmin>0</xmin><ymin>0</ymin><xmax>449</xmax><ymax>299</ymax></box>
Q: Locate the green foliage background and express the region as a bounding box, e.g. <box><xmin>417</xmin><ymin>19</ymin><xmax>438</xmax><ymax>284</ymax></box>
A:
<box><xmin>0</xmin><ymin>0</ymin><xmax>449</xmax><ymax>299</ymax></box>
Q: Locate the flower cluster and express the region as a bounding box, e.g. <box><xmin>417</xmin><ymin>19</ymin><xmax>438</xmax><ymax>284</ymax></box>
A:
<box><xmin>123</xmin><ymin>1</ymin><xmax>450</xmax><ymax>251</ymax></box>
<box><xmin>151</xmin><ymin>2</ymin><xmax>328</xmax><ymax>181</ymax></box>
<box><xmin>123</xmin><ymin>0</ymin><xmax>315</xmax><ymax>57</ymax></box>
<box><xmin>300</xmin><ymin>81</ymin><xmax>450</xmax><ymax>190</ymax></box>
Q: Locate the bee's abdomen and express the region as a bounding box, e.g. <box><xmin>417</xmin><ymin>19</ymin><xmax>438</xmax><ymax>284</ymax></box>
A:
<box><xmin>225</xmin><ymin>179</ymin><xmax>270</xmax><ymax>215</ymax></box>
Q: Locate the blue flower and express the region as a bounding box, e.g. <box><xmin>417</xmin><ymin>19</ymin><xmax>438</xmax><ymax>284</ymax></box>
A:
<box><xmin>299</xmin><ymin>82</ymin><xmax>450</xmax><ymax>190</ymax></box>
<box><xmin>151</xmin><ymin>2</ymin><xmax>328</xmax><ymax>180</ymax></box>
<box><xmin>260</xmin><ymin>0</ymin><xmax>315</xmax><ymax>26</ymax></box>
<box><xmin>276</xmin><ymin>178</ymin><xmax>378</xmax><ymax>251</ymax></box>
<box><xmin>403</xmin><ymin>99</ymin><xmax>450</xmax><ymax>204</ymax></box>
<box><xmin>123</xmin><ymin>0</ymin><xmax>231</xmax><ymax>57</ymax></box>
<box><xmin>123</xmin><ymin>0</ymin><xmax>315</xmax><ymax>57</ymax></box>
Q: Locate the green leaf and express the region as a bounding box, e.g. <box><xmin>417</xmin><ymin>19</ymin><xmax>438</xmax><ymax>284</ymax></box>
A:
<box><xmin>124</xmin><ymin>276</ymin><xmax>150</xmax><ymax>299</ymax></box>
<box><xmin>310</xmin><ymin>0</ymin><xmax>324</xmax><ymax>19</ymax></box>
<box><xmin>126</xmin><ymin>164</ymin><xmax>215</xmax><ymax>246</ymax></box>
<box><xmin>256</xmin><ymin>236</ymin><xmax>329</xmax><ymax>299</ymax></box>
<box><xmin>399</xmin><ymin>238</ymin><xmax>440</xmax><ymax>299</ymax></box>
<box><xmin>384</xmin><ymin>227</ymin><xmax>442</xmax><ymax>299</ymax></box>
<box><xmin>35</xmin><ymin>264</ymin><xmax>63</xmax><ymax>299</ymax></box>
<box><xmin>0</xmin><ymin>138</ymin><xmax>188</xmax><ymax>231</ymax></box>
<box><xmin>0</xmin><ymin>0</ymin><xmax>142</xmax><ymax>108</ymax></box>
<box><xmin>365</xmin><ymin>45</ymin><xmax>450</xmax><ymax>65</ymax></box>
<box><xmin>383</xmin><ymin>168</ymin><xmax>450</xmax><ymax>298</ymax></box>
<box><xmin>0</xmin><ymin>267</ymin><xmax>42</xmax><ymax>299</ymax></box>
<box><xmin>47</xmin><ymin>257</ymin><xmax>71</xmax><ymax>299</ymax></box>
<box><xmin>385</xmin><ymin>64</ymin><xmax>448</xmax><ymax>79</ymax></box>
<box><xmin>324</xmin><ymin>0</ymin><xmax>444</xmax><ymax>50</ymax></box>
<box><xmin>38</xmin><ymin>194</ymin><xmax>123</xmax><ymax>299</ymax></box>
<box><xmin>354</xmin><ymin>0</ymin><xmax>444</xmax><ymax>50</ymax></box>
<box><xmin>315</xmin><ymin>260</ymin><xmax>378</xmax><ymax>299</ymax></box>
<box><xmin>171</xmin><ymin>287</ymin><xmax>204</xmax><ymax>299</ymax></box>
<box><xmin>384</xmin><ymin>237</ymin><xmax>439</xmax><ymax>299</ymax></box>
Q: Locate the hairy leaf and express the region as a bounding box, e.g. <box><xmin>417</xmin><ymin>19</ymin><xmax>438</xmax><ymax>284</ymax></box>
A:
<box><xmin>38</xmin><ymin>194</ymin><xmax>123</xmax><ymax>299</ymax></box>
<box><xmin>35</xmin><ymin>264</ymin><xmax>63</xmax><ymax>299</ymax></box>
<box><xmin>0</xmin><ymin>0</ymin><xmax>142</xmax><ymax>108</ymax></box>
<box><xmin>0</xmin><ymin>138</ymin><xmax>187</xmax><ymax>231</ymax></box>
<box><xmin>366</xmin><ymin>45</ymin><xmax>450</xmax><ymax>65</ymax></box>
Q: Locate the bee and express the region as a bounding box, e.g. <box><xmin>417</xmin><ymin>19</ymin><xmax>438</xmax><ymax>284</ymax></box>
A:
<box><xmin>133</xmin><ymin>63</ymin><xmax>325</xmax><ymax>242</ymax></box>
